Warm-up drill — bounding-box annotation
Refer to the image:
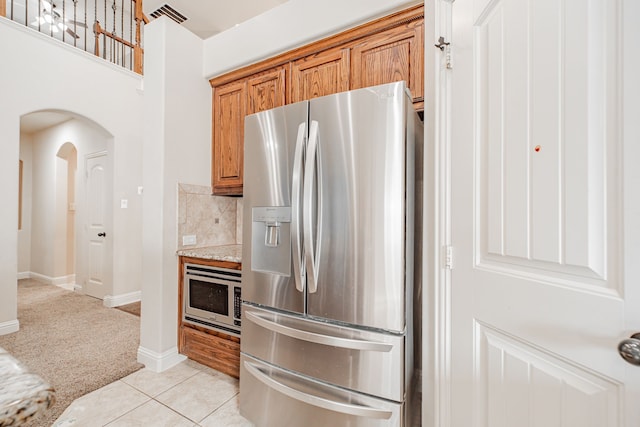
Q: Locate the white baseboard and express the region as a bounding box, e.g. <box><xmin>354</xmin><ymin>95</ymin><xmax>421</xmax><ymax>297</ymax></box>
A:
<box><xmin>0</xmin><ymin>319</ymin><xmax>20</xmax><ymax>336</ymax></box>
<box><xmin>26</xmin><ymin>272</ymin><xmax>76</xmax><ymax>286</ymax></box>
<box><xmin>53</xmin><ymin>274</ymin><xmax>75</xmax><ymax>286</ymax></box>
<box><xmin>137</xmin><ymin>346</ymin><xmax>186</xmax><ymax>373</ymax></box>
<box><xmin>103</xmin><ymin>291</ymin><xmax>142</xmax><ymax>308</ymax></box>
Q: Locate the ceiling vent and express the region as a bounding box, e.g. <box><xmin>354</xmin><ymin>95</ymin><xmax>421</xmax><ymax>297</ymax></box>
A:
<box><xmin>149</xmin><ymin>4</ymin><xmax>188</xmax><ymax>25</ymax></box>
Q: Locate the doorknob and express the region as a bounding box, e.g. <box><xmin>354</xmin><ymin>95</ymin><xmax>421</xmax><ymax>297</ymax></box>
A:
<box><xmin>618</xmin><ymin>333</ymin><xmax>640</xmax><ymax>366</ymax></box>
<box><xmin>97</xmin><ymin>232</ymin><xmax>106</xmax><ymax>237</ymax></box>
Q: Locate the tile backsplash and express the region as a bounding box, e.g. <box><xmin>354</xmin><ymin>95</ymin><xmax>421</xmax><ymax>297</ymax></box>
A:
<box><xmin>177</xmin><ymin>183</ymin><xmax>243</xmax><ymax>249</ymax></box>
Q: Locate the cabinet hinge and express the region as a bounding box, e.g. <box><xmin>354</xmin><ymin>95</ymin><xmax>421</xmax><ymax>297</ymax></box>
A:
<box><xmin>444</xmin><ymin>245</ymin><xmax>454</xmax><ymax>270</ymax></box>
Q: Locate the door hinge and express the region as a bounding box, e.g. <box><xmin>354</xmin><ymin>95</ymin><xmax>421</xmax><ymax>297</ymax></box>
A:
<box><xmin>435</xmin><ymin>37</ymin><xmax>453</xmax><ymax>70</ymax></box>
<box><xmin>444</xmin><ymin>245</ymin><xmax>454</xmax><ymax>269</ymax></box>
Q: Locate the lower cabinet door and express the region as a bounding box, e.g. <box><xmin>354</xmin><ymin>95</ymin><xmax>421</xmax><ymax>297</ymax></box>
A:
<box><xmin>239</xmin><ymin>354</ymin><xmax>404</xmax><ymax>427</ymax></box>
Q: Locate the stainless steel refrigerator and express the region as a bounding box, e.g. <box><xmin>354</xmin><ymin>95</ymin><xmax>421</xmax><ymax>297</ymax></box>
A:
<box><xmin>240</xmin><ymin>81</ymin><xmax>423</xmax><ymax>427</ymax></box>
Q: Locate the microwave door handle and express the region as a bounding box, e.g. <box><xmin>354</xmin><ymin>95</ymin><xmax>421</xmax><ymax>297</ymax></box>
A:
<box><xmin>303</xmin><ymin>120</ymin><xmax>322</xmax><ymax>294</ymax></box>
<box><xmin>244</xmin><ymin>360</ymin><xmax>393</xmax><ymax>419</ymax></box>
<box><xmin>291</xmin><ymin>122</ymin><xmax>306</xmax><ymax>292</ymax></box>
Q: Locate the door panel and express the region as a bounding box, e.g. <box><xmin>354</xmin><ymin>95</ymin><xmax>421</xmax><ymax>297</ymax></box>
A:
<box><xmin>85</xmin><ymin>153</ymin><xmax>108</xmax><ymax>299</ymax></box>
<box><xmin>351</xmin><ymin>20</ymin><xmax>424</xmax><ymax>104</ymax></box>
<box><xmin>476</xmin><ymin>323</ymin><xmax>620</xmax><ymax>427</ymax></box>
<box><xmin>449</xmin><ymin>0</ymin><xmax>639</xmax><ymax>425</ymax></box>
<box><xmin>247</xmin><ymin>67</ymin><xmax>286</xmax><ymax>115</ymax></box>
<box><xmin>242</xmin><ymin>101</ymin><xmax>309</xmax><ymax>315</ymax></box>
<box><xmin>242</xmin><ymin>304</ymin><xmax>405</xmax><ymax>401</ymax></box>
<box><xmin>306</xmin><ymin>82</ymin><xmax>412</xmax><ymax>333</ymax></box>
<box><xmin>291</xmin><ymin>47</ymin><xmax>350</xmax><ymax>103</ymax></box>
<box><xmin>477</xmin><ymin>0</ymin><xmax>609</xmax><ymax>286</ymax></box>
<box><xmin>212</xmin><ymin>80</ymin><xmax>246</xmax><ymax>194</ymax></box>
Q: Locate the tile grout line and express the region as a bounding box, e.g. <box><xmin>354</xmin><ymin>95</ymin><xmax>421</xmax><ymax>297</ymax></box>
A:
<box><xmin>100</xmin><ymin>380</ymin><xmax>153</xmax><ymax>427</ymax></box>
<box><xmin>196</xmin><ymin>391</ymin><xmax>240</xmax><ymax>424</ymax></box>
<box><xmin>150</xmin><ymin>397</ymin><xmax>201</xmax><ymax>426</ymax></box>
<box><xmin>121</xmin><ymin>365</ymin><xmax>203</xmax><ymax>399</ymax></box>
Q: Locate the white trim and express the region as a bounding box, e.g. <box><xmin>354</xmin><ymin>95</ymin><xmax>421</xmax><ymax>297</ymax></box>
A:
<box><xmin>136</xmin><ymin>346</ymin><xmax>186</xmax><ymax>373</ymax></box>
<box><xmin>103</xmin><ymin>291</ymin><xmax>142</xmax><ymax>308</ymax></box>
<box><xmin>0</xmin><ymin>320</ymin><xmax>20</xmax><ymax>336</ymax></box>
<box><xmin>26</xmin><ymin>272</ymin><xmax>49</xmax><ymax>283</ymax></box>
<box><xmin>422</xmin><ymin>1</ymin><xmax>452</xmax><ymax>427</ymax></box>
<box><xmin>17</xmin><ymin>271</ymin><xmax>30</xmax><ymax>280</ymax></box>
<box><xmin>52</xmin><ymin>274</ymin><xmax>75</xmax><ymax>286</ymax></box>
<box><xmin>26</xmin><ymin>272</ymin><xmax>76</xmax><ymax>286</ymax></box>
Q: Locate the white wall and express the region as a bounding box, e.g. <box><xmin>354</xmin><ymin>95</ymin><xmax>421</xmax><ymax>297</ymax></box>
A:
<box><xmin>203</xmin><ymin>0</ymin><xmax>421</xmax><ymax>78</ymax></box>
<box><xmin>139</xmin><ymin>17</ymin><xmax>211</xmax><ymax>370</ymax></box>
<box><xmin>0</xmin><ymin>17</ymin><xmax>144</xmax><ymax>333</ymax></box>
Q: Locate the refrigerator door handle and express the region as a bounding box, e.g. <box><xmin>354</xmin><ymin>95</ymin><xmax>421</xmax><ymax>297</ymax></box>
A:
<box><xmin>291</xmin><ymin>122</ymin><xmax>307</xmax><ymax>292</ymax></box>
<box><xmin>245</xmin><ymin>310</ymin><xmax>393</xmax><ymax>352</ymax></box>
<box><xmin>303</xmin><ymin>120</ymin><xmax>322</xmax><ymax>294</ymax></box>
<box><xmin>243</xmin><ymin>360</ymin><xmax>393</xmax><ymax>419</ymax></box>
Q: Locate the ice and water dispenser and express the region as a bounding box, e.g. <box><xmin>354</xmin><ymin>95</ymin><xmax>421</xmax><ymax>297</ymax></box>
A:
<box><xmin>251</xmin><ymin>207</ymin><xmax>291</xmax><ymax>276</ymax></box>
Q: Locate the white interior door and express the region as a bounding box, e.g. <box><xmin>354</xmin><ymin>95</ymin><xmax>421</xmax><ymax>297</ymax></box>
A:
<box><xmin>84</xmin><ymin>152</ymin><xmax>110</xmax><ymax>299</ymax></box>
<box><xmin>448</xmin><ymin>0</ymin><xmax>640</xmax><ymax>426</ymax></box>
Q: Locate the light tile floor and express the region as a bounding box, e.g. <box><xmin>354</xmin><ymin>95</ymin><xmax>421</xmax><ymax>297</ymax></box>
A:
<box><xmin>52</xmin><ymin>359</ymin><xmax>253</xmax><ymax>427</ymax></box>
<box><xmin>51</xmin><ymin>358</ymin><xmax>422</xmax><ymax>426</ymax></box>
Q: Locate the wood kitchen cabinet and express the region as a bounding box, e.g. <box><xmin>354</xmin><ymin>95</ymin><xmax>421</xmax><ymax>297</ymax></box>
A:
<box><xmin>211</xmin><ymin>67</ymin><xmax>286</xmax><ymax>195</ymax></box>
<box><xmin>178</xmin><ymin>256</ymin><xmax>241</xmax><ymax>378</ymax></box>
<box><xmin>212</xmin><ymin>80</ymin><xmax>246</xmax><ymax>195</ymax></box>
<box><xmin>290</xmin><ymin>47</ymin><xmax>350</xmax><ymax>103</ymax></box>
<box><xmin>210</xmin><ymin>4</ymin><xmax>424</xmax><ymax>196</ymax></box>
<box><xmin>351</xmin><ymin>18</ymin><xmax>424</xmax><ymax>108</ymax></box>
<box><xmin>247</xmin><ymin>67</ymin><xmax>286</xmax><ymax>115</ymax></box>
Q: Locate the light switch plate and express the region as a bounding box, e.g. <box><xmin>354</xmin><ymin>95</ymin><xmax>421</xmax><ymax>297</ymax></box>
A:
<box><xmin>120</xmin><ymin>199</ymin><xmax>128</xmax><ymax>209</ymax></box>
<box><xmin>183</xmin><ymin>235</ymin><xmax>197</xmax><ymax>246</ymax></box>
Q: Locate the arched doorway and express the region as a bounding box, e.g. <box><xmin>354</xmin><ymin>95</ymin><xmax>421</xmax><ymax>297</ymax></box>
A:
<box><xmin>18</xmin><ymin>110</ymin><xmax>113</xmax><ymax>299</ymax></box>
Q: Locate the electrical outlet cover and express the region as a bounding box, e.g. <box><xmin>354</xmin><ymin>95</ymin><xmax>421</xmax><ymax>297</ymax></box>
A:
<box><xmin>183</xmin><ymin>235</ymin><xmax>197</xmax><ymax>246</ymax></box>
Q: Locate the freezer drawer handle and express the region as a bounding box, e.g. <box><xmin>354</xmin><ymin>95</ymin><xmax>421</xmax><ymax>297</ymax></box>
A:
<box><xmin>246</xmin><ymin>311</ymin><xmax>393</xmax><ymax>352</ymax></box>
<box><xmin>244</xmin><ymin>360</ymin><xmax>393</xmax><ymax>419</ymax></box>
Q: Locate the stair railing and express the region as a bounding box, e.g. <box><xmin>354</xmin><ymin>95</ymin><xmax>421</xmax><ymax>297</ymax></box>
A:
<box><xmin>1</xmin><ymin>0</ymin><xmax>147</xmax><ymax>74</ymax></box>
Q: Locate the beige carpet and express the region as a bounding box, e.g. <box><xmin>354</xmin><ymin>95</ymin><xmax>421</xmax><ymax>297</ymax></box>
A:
<box><xmin>0</xmin><ymin>279</ymin><xmax>143</xmax><ymax>426</ymax></box>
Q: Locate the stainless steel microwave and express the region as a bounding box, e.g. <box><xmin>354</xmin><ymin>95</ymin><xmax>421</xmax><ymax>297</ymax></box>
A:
<box><xmin>183</xmin><ymin>263</ymin><xmax>242</xmax><ymax>337</ymax></box>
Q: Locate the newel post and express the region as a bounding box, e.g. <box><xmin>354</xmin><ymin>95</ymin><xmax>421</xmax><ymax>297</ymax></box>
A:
<box><xmin>133</xmin><ymin>0</ymin><xmax>148</xmax><ymax>74</ymax></box>
<box><xmin>0</xmin><ymin>0</ymin><xmax>6</xmax><ymax>18</ymax></box>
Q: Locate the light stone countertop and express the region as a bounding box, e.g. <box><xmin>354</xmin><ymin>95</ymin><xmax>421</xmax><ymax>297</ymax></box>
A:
<box><xmin>0</xmin><ymin>347</ymin><xmax>55</xmax><ymax>426</ymax></box>
<box><xmin>176</xmin><ymin>244</ymin><xmax>242</xmax><ymax>263</ymax></box>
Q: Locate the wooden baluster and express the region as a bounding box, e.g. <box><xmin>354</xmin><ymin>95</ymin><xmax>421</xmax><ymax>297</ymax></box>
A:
<box><xmin>93</xmin><ymin>20</ymin><xmax>102</xmax><ymax>58</ymax></box>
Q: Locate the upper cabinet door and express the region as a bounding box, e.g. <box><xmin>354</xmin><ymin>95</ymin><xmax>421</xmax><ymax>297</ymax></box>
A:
<box><xmin>350</xmin><ymin>20</ymin><xmax>424</xmax><ymax>106</ymax></box>
<box><xmin>212</xmin><ymin>80</ymin><xmax>246</xmax><ymax>195</ymax></box>
<box><xmin>247</xmin><ymin>67</ymin><xmax>286</xmax><ymax>115</ymax></box>
<box><xmin>212</xmin><ymin>67</ymin><xmax>286</xmax><ymax>195</ymax></box>
<box><xmin>290</xmin><ymin>47</ymin><xmax>350</xmax><ymax>103</ymax></box>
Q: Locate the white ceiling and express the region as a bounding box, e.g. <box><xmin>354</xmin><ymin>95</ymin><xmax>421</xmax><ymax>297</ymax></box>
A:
<box><xmin>21</xmin><ymin>111</ymin><xmax>73</xmax><ymax>134</ymax></box>
<box><xmin>142</xmin><ymin>0</ymin><xmax>289</xmax><ymax>39</ymax></box>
